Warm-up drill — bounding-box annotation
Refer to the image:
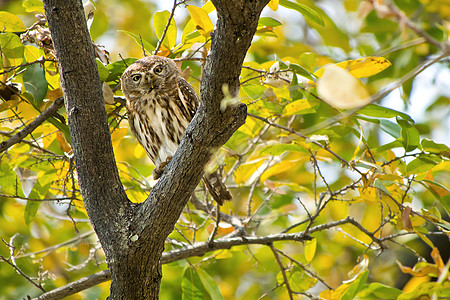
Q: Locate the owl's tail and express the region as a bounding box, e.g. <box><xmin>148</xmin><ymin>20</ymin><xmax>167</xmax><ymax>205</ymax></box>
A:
<box><xmin>203</xmin><ymin>171</ymin><xmax>232</xmax><ymax>206</ymax></box>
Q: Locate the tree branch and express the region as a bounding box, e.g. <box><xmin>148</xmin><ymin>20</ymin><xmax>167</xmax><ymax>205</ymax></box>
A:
<box><xmin>35</xmin><ymin>214</ymin><xmax>391</xmax><ymax>299</ymax></box>
<box><xmin>269</xmin><ymin>244</ymin><xmax>294</xmax><ymax>300</ymax></box>
<box><xmin>0</xmin><ymin>97</ymin><xmax>64</xmax><ymax>153</ymax></box>
<box><xmin>32</xmin><ymin>231</ymin><xmax>310</xmax><ymax>300</ymax></box>
<box><xmin>44</xmin><ymin>0</ymin><xmax>270</xmax><ymax>298</ymax></box>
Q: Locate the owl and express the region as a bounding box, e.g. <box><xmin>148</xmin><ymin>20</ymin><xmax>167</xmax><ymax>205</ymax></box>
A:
<box><xmin>121</xmin><ymin>55</ymin><xmax>232</xmax><ymax>205</ymax></box>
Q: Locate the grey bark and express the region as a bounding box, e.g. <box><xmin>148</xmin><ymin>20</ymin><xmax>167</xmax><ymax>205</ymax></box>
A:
<box><xmin>43</xmin><ymin>0</ymin><xmax>269</xmax><ymax>298</ymax></box>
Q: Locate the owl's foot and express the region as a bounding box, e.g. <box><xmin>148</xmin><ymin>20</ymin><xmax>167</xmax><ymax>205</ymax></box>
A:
<box><xmin>153</xmin><ymin>156</ymin><xmax>172</xmax><ymax>179</ymax></box>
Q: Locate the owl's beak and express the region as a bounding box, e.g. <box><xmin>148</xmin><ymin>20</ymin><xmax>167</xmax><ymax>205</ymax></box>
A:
<box><xmin>146</xmin><ymin>77</ymin><xmax>156</xmax><ymax>92</ymax></box>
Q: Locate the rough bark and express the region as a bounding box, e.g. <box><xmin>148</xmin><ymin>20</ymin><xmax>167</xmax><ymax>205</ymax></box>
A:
<box><xmin>43</xmin><ymin>0</ymin><xmax>269</xmax><ymax>298</ymax></box>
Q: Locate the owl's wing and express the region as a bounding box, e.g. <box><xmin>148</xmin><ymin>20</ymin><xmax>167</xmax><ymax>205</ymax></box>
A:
<box><xmin>177</xmin><ymin>77</ymin><xmax>200</xmax><ymax>121</ymax></box>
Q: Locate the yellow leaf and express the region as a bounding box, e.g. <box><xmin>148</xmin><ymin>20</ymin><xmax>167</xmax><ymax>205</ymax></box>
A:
<box><xmin>317</xmin><ymin>65</ymin><xmax>371</xmax><ymax>110</ymax></box>
<box><xmin>337</xmin><ymin>57</ymin><xmax>391</xmax><ymax>78</ymax></box>
<box><xmin>267</xmin><ymin>0</ymin><xmax>279</xmax><ymax>11</ymax></box>
<box><xmin>0</xmin><ymin>11</ymin><xmax>26</xmax><ymax>32</ymax></box>
<box><xmin>187</xmin><ymin>5</ymin><xmax>214</xmax><ymax>37</ymax></box>
<box><xmin>134</xmin><ymin>144</ymin><xmax>146</xmax><ymax>159</ymax></box>
<box><xmin>56</xmin><ymin>131</ymin><xmax>71</xmax><ymax>153</ymax></box>
<box><xmin>304</xmin><ymin>238</ymin><xmax>316</xmax><ymax>263</ymax></box>
<box><xmin>24</xmin><ymin>45</ymin><xmax>44</xmax><ymax>62</ymax></box>
<box><xmin>46</xmin><ymin>88</ymin><xmax>63</xmax><ymax>101</ymax></box>
<box><xmin>0</xmin><ymin>99</ymin><xmax>20</xmax><ymax>112</ymax></box>
<box><xmin>282</xmin><ymin>99</ymin><xmax>316</xmax><ymax>116</ymax></box>
<box><xmin>416</xmin><ymin>231</ymin><xmax>435</xmax><ymax>248</ymax></box>
<box><xmin>315</xmin><ymin>57</ymin><xmax>391</xmax><ymax>78</ymax></box>
<box><xmin>260</xmin><ymin>159</ymin><xmax>303</xmax><ymax>183</ymax></box>
<box><xmin>153</xmin><ymin>11</ymin><xmax>177</xmax><ymax>50</ymax></box>
<box><xmin>110</xmin><ymin>127</ymin><xmax>128</xmax><ymax>148</ymax></box>
<box><xmin>234</xmin><ymin>158</ymin><xmax>265</xmax><ymax>184</ymax></box>
<box><xmin>238</xmin><ymin>116</ymin><xmax>264</xmax><ymax>137</ymax></box>
<box><xmin>355</xmin><ymin>187</ymin><xmax>378</xmax><ymax>204</ymax></box>
<box><xmin>351</xmin><ymin>125</ymin><xmax>364</xmax><ymax>161</ymax></box>
<box><xmin>424</xmin><ymin>171</ymin><xmax>450</xmax><ymax>197</ymax></box>
<box><xmin>402</xmin><ymin>275</ymin><xmax>430</xmax><ymax>293</ymax></box>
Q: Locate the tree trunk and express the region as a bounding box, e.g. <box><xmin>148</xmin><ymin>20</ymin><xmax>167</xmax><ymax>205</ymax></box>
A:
<box><xmin>43</xmin><ymin>0</ymin><xmax>269</xmax><ymax>298</ymax></box>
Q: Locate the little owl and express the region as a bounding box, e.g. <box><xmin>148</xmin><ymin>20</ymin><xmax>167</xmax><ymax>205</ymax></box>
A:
<box><xmin>121</xmin><ymin>55</ymin><xmax>232</xmax><ymax>205</ymax></box>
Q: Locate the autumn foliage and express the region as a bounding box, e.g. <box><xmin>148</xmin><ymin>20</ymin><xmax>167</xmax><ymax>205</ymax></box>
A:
<box><xmin>0</xmin><ymin>0</ymin><xmax>449</xmax><ymax>299</ymax></box>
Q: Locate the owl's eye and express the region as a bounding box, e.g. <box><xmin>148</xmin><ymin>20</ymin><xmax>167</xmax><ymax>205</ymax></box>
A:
<box><xmin>131</xmin><ymin>74</ymin><xmax>141</xmax><ymax>82</ymax></box>
<box><xmin>153</xmin><ymin>65</ymin><xmax>163</xmax><ymax>74</ymax></box>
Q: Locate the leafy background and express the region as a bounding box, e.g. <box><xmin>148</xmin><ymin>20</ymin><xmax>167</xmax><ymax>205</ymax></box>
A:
<box><xmin>0</xmin><ymin>0</ymin><xmax>449</xmax><ymax>299</ymax></box>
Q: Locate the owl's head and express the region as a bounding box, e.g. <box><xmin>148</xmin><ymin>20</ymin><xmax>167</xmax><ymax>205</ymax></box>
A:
<box><xmin>121</xmin><ymin>55</ymin><xmax>179</xmax><ymax>100</ymax></box>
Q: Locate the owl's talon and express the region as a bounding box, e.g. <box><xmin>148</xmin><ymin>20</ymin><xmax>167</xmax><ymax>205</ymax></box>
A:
<box><xmin>153</xmin><ymin>156</ymin><xmax>172</xmax><ymax>179</ymax></box>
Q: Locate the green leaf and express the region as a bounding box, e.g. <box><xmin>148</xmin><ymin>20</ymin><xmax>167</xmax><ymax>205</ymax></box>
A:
<box><xmin>153</xmin><ymin>10</ymin><xmax>177</xmax><ymax>49</ymax></box>
<box><xmin>197</xmin><ymin>269</ymin><xmax>224</xmax><ymax>300</ymax></box>
<box><xmin>0</xmin><ymin>12</ymin><xmax>26</xmax><ymax>32</ymax></box>
<box><xmin>96</xmin><ymin>59</ymin><xmax>110</xmax><ymax>82</ymax></box>
<box><xmin>439</xmin><ymin>194</ymin><xmax>450</xmax><ymax>216</ymax></box>
<box><xmin>373</xmin><ymin>140</ymin><xmax>403</xmax><ymax>154</ymax></box>
<box><xmin>259</xmin><ymin>143</ymin><xmax>307</xmax><ymax>156</ymax></box>
<box><xmin>299</xmin><ymin>52</ymin><xmax>317</xmax><ymax>73</ymax></box>
<box><xmin>357</xmin><ymin>282</ymin><xmax>402</xmax><ymax>299</ymax></box>
<box><xmin>288</xmin><ymin>267</ymin><xmax>318</xmax><ymax>292</ymax></box>
<box><xmin>279</xmin><ymin>0</ymin><xmax>324</xmax><ymax>27</ymax></box>
<box><xmin>255</xmin><ymin>27</ymin><xmax>278</xmax><ymax>38</ymax></box>
<box><xmin>106</xmin><ymin>58</ymin><xmax>137</xmax><ymax>82</ymax></box>
<box><xmin>24</xmin><ymin>180</ymin><xmax>51</xmax><ymax>224</ymax></box>
<box><xmin>289</xmin><ymin>70</ymin><xmax>302</xmax><ymax>100</ymax></box>
<box><xmin>341</xmin><ymin>270</ymin><xmax>369</xmax><ymax>300</ymax></box>
<box><xmin>118</xmin><ymin>30</ymin><xmax>155</xmax><ymax>52</ymax></box>
<box><xmin>258</xmin><ymin>17</ymin><xmax>282</xmax><ymax>27</ymax></box>
<box><xmin>24</xmin><ymin>200</ymin><xmax>40</xmax><ymax>225</ymax></box>
<box><xmin>373</xmin><ymin>178</ymin><xmax>391</xmax><ymax>195</ymax></box>
<box><xmin>357</xmin><ymin>104</ymin><xmax>414</xmax><ymax>122</ymax></box>
<box><xmin>397</xmin><ymin>281</ymin><xmax>450</xmax><ymax>300</ymax></box>
<box><xmin>397</xmin><ymin>117</ymin><xmax>420</xmax><ymax>152</ymax></box>
<box><xmin>421</xmin><ymin>138</ymin><xmax>450</xmax><ymax>155</ymax></box>
<box><xmin>23</xmin><ymin>63</ymin><xmax>49</xmax><ymax>107</ymax></box>
<box><xmin>0</xmin><ymin>32</ymin><xmax>25</xmax><ymax>66</ymax></box>
<box><xmin>182</xmin><ymin>267</ymin><xmax>204</xmax><ymax>300</ymax></box>
<box><xmin>23</xmin><ymin>0</ymin><xmax>44</xmax><ymax>13</ymax></box>
<box><xmin>406</xmin><ymin>156</ymin><xmax>438</xmax><ymax>175</ymax></box>
<box><xmin>0</xmin><ymin>168</ymin><xmax>25</xmax><ymax>197</ymax></box>
<box><xmin>289</xmin><ymin>63</ymin><xmax>316</xmax><ymax>81</ymax></box>
<box><xmin>380</xmin><ymin>119</ymin><xmax>401</xmax><ymax>139</ymax></box>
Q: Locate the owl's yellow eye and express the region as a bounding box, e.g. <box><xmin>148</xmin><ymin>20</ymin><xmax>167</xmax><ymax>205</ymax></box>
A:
<box><xmin>131</xmin><ymin>74</ymin><xmax>141</xmax><ymax>82</ymax></box>
<box><xmin>153</xmin><ymin>65</ymin><xmax>163</xmax><ymax>74</ymax></box>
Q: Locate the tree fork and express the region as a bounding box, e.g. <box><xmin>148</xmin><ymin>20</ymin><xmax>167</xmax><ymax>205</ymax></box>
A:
<box><xmin>43</xmin><ymin>0</ymin><xmax>269</xmax><ymax>298</ymax></box>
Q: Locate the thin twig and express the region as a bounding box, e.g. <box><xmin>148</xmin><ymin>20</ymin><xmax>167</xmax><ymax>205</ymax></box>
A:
<box><xmin>153</xmin><ymin>0</ymin><xmax>178</xmax><ymax>55</ymax></box>
<box><xmin>16</xmin><ymin>231</ymin><xmax>95</xmax><ymax>259</ymax></box>
<box><xmin>247</xmin><ymin>112</ymin><xmax>362</xmax><ymax>175</ymax></box>
<box><xmin>0</xmin><ymin>193</ymin><xmax>75</xmax><ymax>202</ymax></box>
<box><xmin>0</xmin><ymin>97</ymin><xmax>65</xmax><ymax>153</ymax></box>
<box><xmin>207</xmin><ymin>202</ymin><xmax>221</xmax><ymax>246</ymax></box>
<box><xmin>0</xmin><ymin>58</ymin><xmax>57</xmax><ymax>76</ymax></box>
<box><xmin>276</xmin><ymin>248</ymin><xmax>333</xmax><ymax>290</ymax></box>
<box><xmin>0</xmin><ymin>255</ymin><xmax>46</xmax><ymax>293</ymax></box>
<box><xmin>32</xmin><ymin>217</ymin><xmax>388</xmax><ymax>299</ymax></box>
<box><xmin>269</xmin><ymin>243</ymin><xmax>294</xmax><ymax>300</ymax></box>
<box><xmin>301</xmin><ymin>53</ymin><xmax>448</xmax><ymax>137</ymax></box>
